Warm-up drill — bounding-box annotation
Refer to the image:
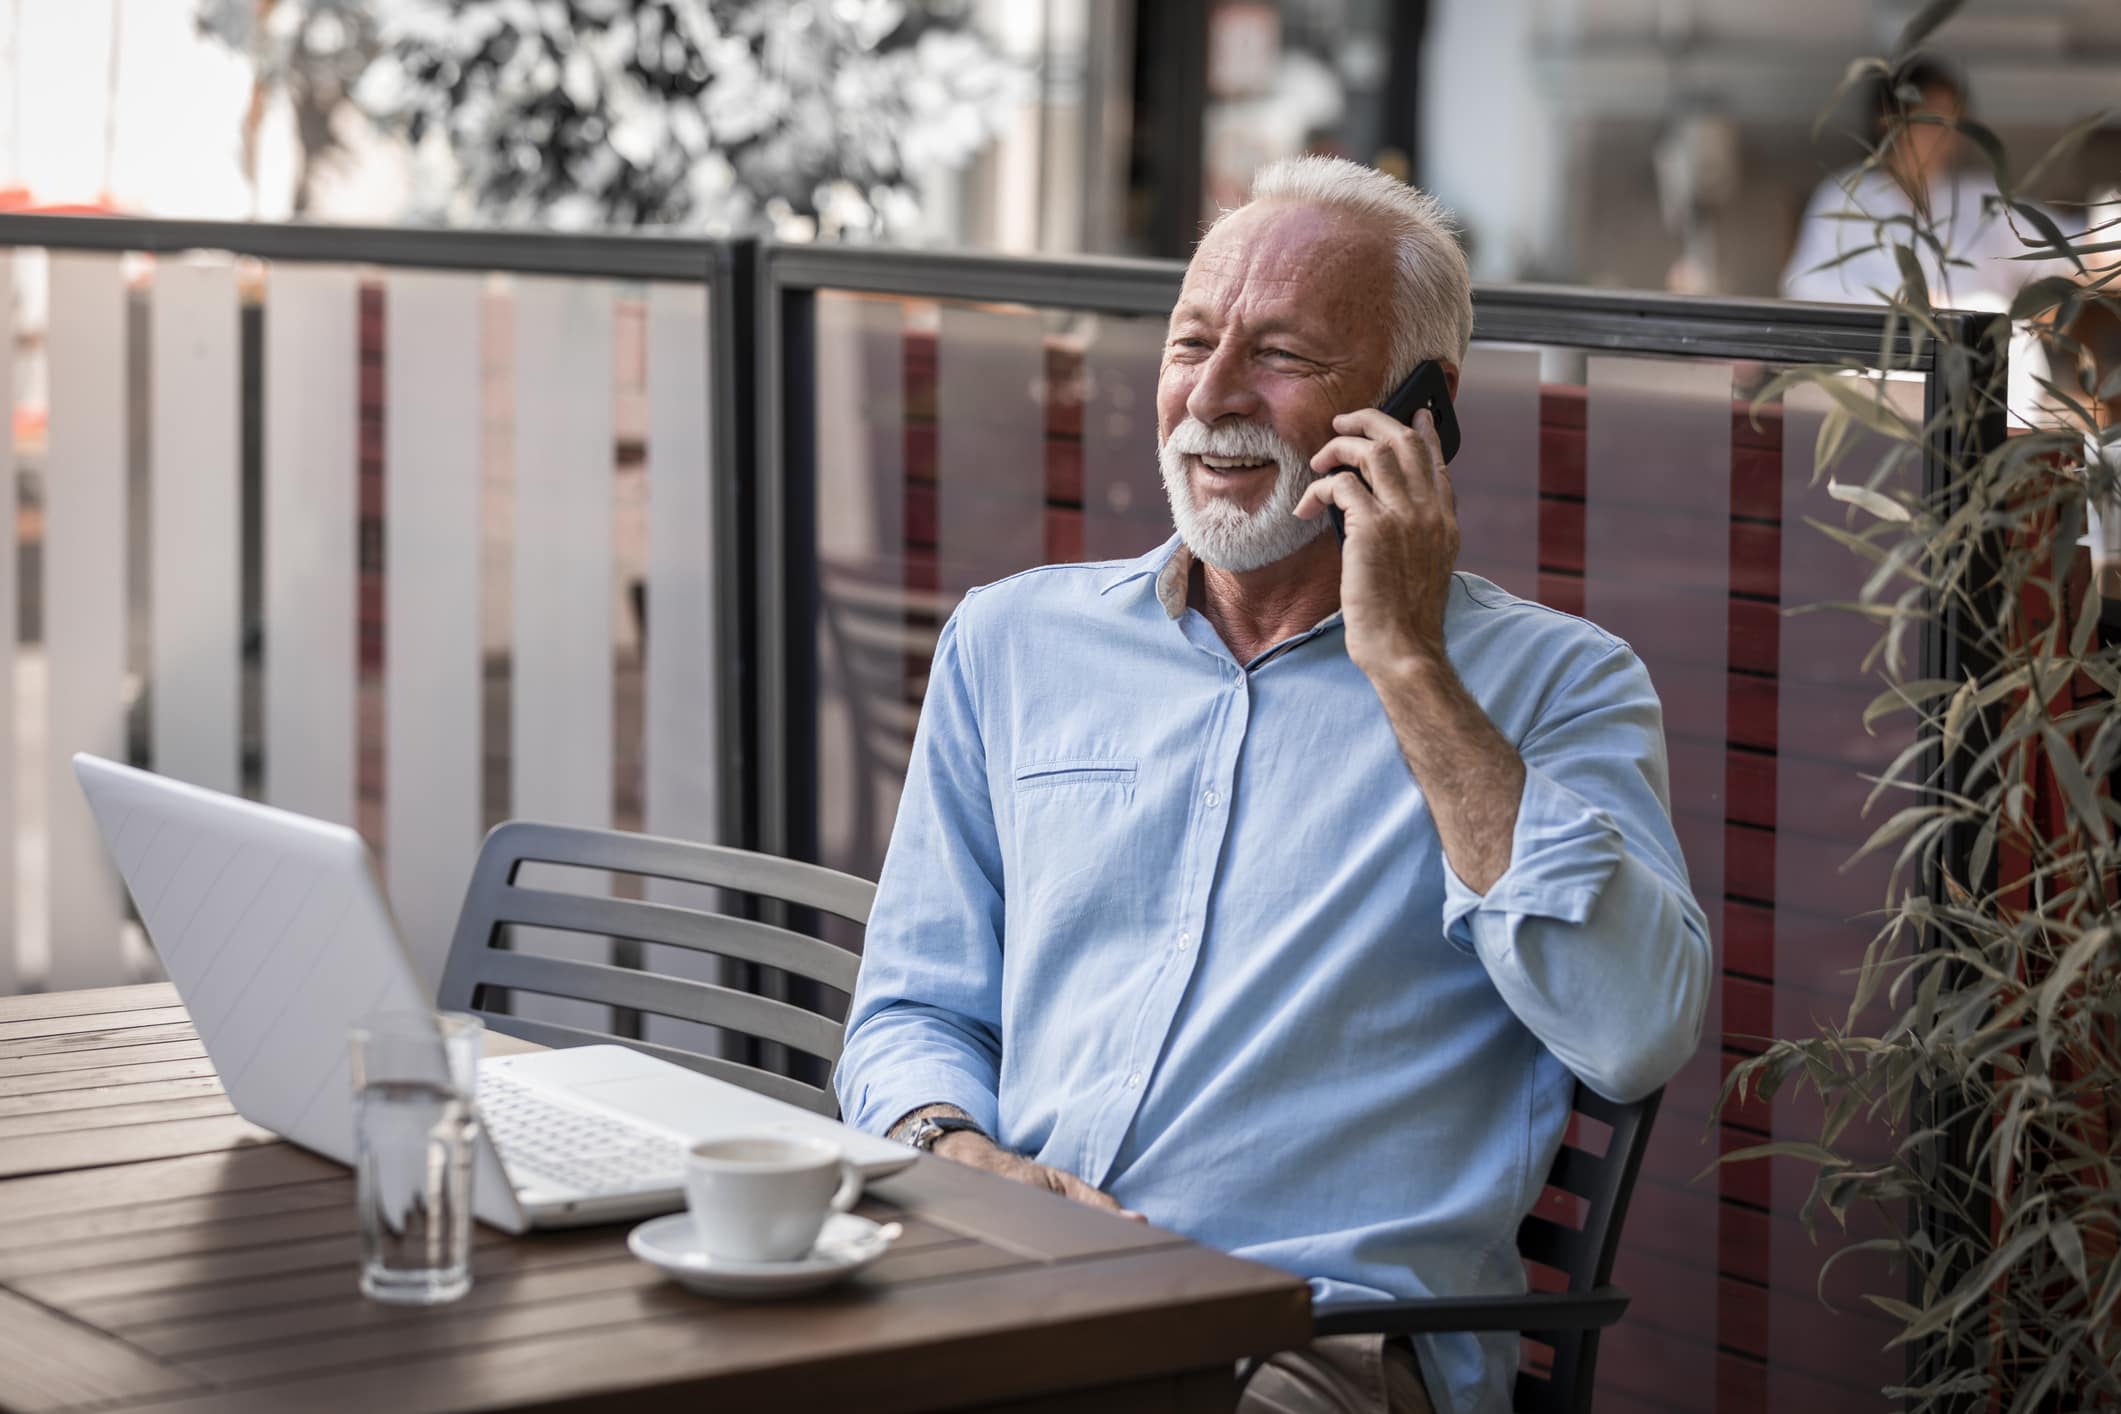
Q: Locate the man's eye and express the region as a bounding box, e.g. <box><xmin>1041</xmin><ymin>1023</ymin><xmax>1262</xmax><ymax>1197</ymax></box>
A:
<box><xmin>1261</xmin><ymin>348</ymin><xmax>1303</xmax><ymax>362</ymax></box>
<box><xmin>1171</xmin><ymin>337</ymin><xmax>1210</xmax><ymax>351</ymax></box>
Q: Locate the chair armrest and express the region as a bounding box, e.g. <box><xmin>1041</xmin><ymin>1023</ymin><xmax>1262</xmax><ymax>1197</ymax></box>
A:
<box><xmin>1312</xmin><ymin>1287</ymin><xmax>1630</xmax><ymax>1337</ymax></box>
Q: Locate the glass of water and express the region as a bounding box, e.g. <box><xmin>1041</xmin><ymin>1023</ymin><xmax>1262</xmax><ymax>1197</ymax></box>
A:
<box><xmin>348</xmin><ymin>1011</ymin><xmax>483</xmax><ymax>1305</ymax></box>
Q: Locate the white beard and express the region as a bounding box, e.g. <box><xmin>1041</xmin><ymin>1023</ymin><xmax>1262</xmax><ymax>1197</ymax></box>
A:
<box><xmin>1158</xmin><ymin>417</ymin><xmax>1326</xmax><ymax>572</ymax></box>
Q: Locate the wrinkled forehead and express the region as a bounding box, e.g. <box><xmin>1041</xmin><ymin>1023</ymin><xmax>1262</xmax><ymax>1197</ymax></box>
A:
<box><xmin>1173</xmin><ymin>202</ymin><xmax>1392</xmax><ymax>332</ymax></box>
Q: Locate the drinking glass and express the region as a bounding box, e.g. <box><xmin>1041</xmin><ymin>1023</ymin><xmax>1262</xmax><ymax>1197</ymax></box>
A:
<box><xmin>348</xmin><ymin>1011</ymin><xmax>482</xmax><ymax>1305</ymax></box>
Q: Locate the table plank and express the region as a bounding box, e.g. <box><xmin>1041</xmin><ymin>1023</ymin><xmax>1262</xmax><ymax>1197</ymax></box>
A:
<box><xmin>0</xmin><ymin>1023</ymin><xmax>198</xmax><ymax>1060</ymax></box>
<box><xmin>90</xmin><ymin>1243</ymin><xmax>1302</xmax><ymax>1414</ymax></box>
<box><xmin>0</xmin><ymin>985</ymin><xmax>178</xmax><ymax>1025</ymax></box>
<box><xmin>0</xmin><ymin>1075</ymin><xmax>230</xmax><ymax>1120</ymax></box>
<box><xmin>80</xmin><ymin>1231</ymin><xmax>621</xmax><ymax>1331</ymax></box>
<box><xmin>0</xmin><ymin>1093</ymin><xmax>237</xmax><ymax>1139</ymax></box>
<box><xmin>0</xmin><ymin>1007</ymin><xmax>194</xmax><ymax>1043</ymax></box>
<box><xmin>0</xmin><ymin>1289</ymin><xmax>203</xmax><ymax>1412</ymax></box>
<box><xmin>0</xmin><ymin>1197</ymin><xmax>359</xmax><ymax>1279</ymax></box>
<box><xmin>0</xmin><ymin>1040</ymin><xmax>210</xmax><ymax>1080</ymax></box>
<box><xmin>0</xmin><ymin>1113</ymin><xmax>279</xmax><ymax>1179</ymax></box>
<box><xmin>0</xmin><ymin>1056</ymin><xmax>219</xmax><ymax>1099</ymax></box>
<box><xmin>0</xmin><ymin>1140</ymin><xmax>340</xmax><ymax>1225</ymax></box>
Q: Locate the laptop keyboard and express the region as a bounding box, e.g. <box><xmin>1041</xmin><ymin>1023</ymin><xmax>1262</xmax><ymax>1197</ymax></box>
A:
<box><xmin>479</xmin><ymin>1071</ymin><xmax>688</xmax><ymax>1197</ymax></box>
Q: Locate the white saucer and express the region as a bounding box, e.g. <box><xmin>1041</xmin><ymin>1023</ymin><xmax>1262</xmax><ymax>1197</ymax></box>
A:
<box><xmin>627</xmin><ymin>1212</ymin><xmax>901</xmax><ymax>1299</ymax></box>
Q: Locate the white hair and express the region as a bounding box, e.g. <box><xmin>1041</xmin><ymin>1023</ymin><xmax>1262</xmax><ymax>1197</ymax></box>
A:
<box><xmin>1232</xmin><ymin>156</ymin><xmax>1473</xmax><ymax>397</ymax></box>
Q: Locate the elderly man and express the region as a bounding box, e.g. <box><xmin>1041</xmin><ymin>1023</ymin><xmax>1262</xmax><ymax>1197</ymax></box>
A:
<box><xmin>834</xmin><ymin>156</ymin><xmax>1711</xmax><ymax>1414</ymax></box>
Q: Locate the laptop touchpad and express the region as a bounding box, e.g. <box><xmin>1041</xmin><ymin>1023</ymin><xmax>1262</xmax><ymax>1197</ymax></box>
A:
<box><xmin>569</xmin><ymin>1072</ymin><xmax>781</xmax><ymax>1139</ymax></box>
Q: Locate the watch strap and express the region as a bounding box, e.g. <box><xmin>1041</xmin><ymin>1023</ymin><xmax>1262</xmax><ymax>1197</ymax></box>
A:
<box><xmin>907</xmin><ymin>1115</ymin><xmax>988</xmax><ymax>1152</ymax></box>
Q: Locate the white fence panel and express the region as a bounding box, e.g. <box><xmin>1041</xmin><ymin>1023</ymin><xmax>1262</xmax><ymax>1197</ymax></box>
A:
<box><xmin>384</xmin><ymin>271</ymin><xmax>484</xmax><ymax>989</ymax></box>
<box><xmin>149</xmin><ymin>257</ymin><xmax>240</xmax><ymax>795</ymax></box>
<box><xmin>509</xmin><ymin>278</ymin><xmax>616</xmax><ymax>1030</ymax></box>
<box><xmin>263</xmin><ymin>266</ymin><xmax>358</xmax><ymax>826</ymax></box>
<box><xmin>43</xmin><ymin>254</ymin><xmax>129</xmax><ymax>989</ymax></box>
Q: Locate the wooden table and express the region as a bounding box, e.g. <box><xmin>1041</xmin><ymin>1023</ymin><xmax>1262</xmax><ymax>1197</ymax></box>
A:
<box><xmin>0</xmin><ymin>984</ymin><xmax>1310</xmax><ymax>1413</ymax></box>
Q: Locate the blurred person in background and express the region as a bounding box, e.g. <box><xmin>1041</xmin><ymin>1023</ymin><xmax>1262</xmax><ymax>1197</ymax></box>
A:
<box><xmin>1783</xmin><ymin>56</ymin><xmax>2107</xmax><ymax>429</ymax></box>
<box><xmin>1781</xmin><ymin>57</ymin><xmax>2065</xmax><ymax>309</ymax></box>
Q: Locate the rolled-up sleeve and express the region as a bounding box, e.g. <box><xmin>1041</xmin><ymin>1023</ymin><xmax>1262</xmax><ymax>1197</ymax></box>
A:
<box><xmin>833</xmin><ymin>602</ymin><xmax>1007</xmax><ymax>1139</ymax></box>
<box><xmin>1441</xmin><ymin>643</ymin><xmax>1713</xmax><ymax>1103</ymax></box>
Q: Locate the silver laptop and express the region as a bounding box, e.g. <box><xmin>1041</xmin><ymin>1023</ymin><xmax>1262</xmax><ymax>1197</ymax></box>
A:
<box><xmin>73</xmin><ymin>753</ymin><xmax>911</xmax><ymax>1234</ymax></box>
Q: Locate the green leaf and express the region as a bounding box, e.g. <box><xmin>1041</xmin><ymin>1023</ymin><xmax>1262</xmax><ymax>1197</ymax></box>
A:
<box><xmin>2042</xmin><ymin>723</ymin><xmax>2111</xmax><ymax>845</ymax></box>
<box><xmin>1828</xmin><ymin>478</ymin><xmax>1912</xmax><ymax>523</ymax></box>
<box><xmin>2036</xmin><ymin>926</ymin><xmax>2110</xmax><ymax>1037</ymax></box>
<box><xmin>2048</xmin><ymin>1220</ymin><xmax>2091</xmax><ymax>1291</ymax></box>
<box><xmin>1953</xmin><ymin>119</ymin><xmax>2011</xmax><ymax>195</ymax></box>
<box><xmin>1862</xmin><ymin>1293</ymin><xmax>1925</xmax><ymax>1325</ymax></box>
<box><xmin>2009</xmin><ymin>201</ymin><xmax>2087</xmax><ymax>273</ymax></box>
<box><xmin>2009</xmin><ymin>274</ymin><xmax>2081</xmax><ymax>321</ymax></box>
<box><xmin>1813</xmin><ymin>373</ymin><xmax>1921</xmax><ymax>444</ymax></box>
<box><xmin>1860</xmin><ymin>677</ymin><xmax>1960</xmax><ymax>732</ymax></box>
<box><xmin>1717</xmin><ymin>1139</ymin><xmax>1847</xmax><ymax>1171</ymax></box>
<box><xmin>1942</xmin><ymin>676</ymin><xmax>1976</xmax><ymax>759</ymax></box>
<box><xmin>1815</xmin><ymin>57</ymin><xmax>1893</xmax><ymax>141</ymax></box>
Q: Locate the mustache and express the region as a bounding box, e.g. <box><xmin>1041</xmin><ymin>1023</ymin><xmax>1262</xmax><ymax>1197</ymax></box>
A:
<box><xmin>1160</xmin><ymin>418</ymin><xmax>1303</xmax><ymax>462</ymax></box>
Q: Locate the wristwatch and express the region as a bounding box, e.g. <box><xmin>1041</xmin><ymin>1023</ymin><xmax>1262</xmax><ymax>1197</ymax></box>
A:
<box><xmin>905</xmin><ymin>1115</ymin><xmax>988</xmax><ymax>1153</ymax></box>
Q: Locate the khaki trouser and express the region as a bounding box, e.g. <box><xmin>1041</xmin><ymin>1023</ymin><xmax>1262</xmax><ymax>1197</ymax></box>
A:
<box><xmin>1237</xmin><ymin>1334</ymin><xmax>1436</xmax><ymax>1414</ymax></box>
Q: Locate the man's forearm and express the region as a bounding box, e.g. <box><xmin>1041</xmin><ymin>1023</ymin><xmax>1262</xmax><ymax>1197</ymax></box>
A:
<box><xmin>1370</xmin><ymin>651</ymin><xmax>1525</xmax><ymax>893</ymax></box>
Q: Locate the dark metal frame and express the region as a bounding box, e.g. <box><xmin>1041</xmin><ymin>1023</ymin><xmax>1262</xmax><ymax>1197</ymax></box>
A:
<box><xmin>749</xmin><ymin>242</ymin><xmax>1948</xmax><ymax>872</ymax></box>
<box><xmin>0</xmin><ymin>210</ymin><xmax>760</xmax><ymax>952</ymax></box>
<box><xmin>1913</xmin><ymin>310</ymin><xmax>2010</xmax><ymax>1414</ymax></box>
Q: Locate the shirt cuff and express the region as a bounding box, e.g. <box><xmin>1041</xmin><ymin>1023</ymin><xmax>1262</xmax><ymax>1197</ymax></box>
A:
<box><xmin>1440</xmin><ymin>763</ymin><xmax>1627</xmax><ymax>950</ymax></box>
<box><xmin>841</xmin><ymin>1061</ymin><xmax>1002</xmax><ymax>1144</ymax></box>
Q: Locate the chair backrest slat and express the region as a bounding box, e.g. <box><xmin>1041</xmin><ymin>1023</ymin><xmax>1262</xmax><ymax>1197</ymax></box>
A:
<box><xmin>485</xmin><ymin>820</ymin><xmax>875</xmax><ymax>924</ymax></box>
<box><xmin>436</xmin><ymin>821</ymin><xmax>875</xmax><ymax>1113</ymax></box>
<box><xmin>1515</xmin><ymin>1084</ymin><xmax>1662</xmax><ymax>1414</ymax></box>
<box><xmin>493</xmin><ymin>887</ymin><xmax>859</xmax><ymax>992</ymax></box>
<box><xmin>1515</xmin><ymin>1213</ymin><xmax>1587</xmax><ymax>1273</ymax></box>
<box><xmin>469</xmin><ymin>950</ymin><xmax>847</xmax><ymax>1062</ymax></box>
<box><xmin>1544</xmin><ymin>1143</ymin><xmax>1604</xmax><ymax>1201</ymax></box>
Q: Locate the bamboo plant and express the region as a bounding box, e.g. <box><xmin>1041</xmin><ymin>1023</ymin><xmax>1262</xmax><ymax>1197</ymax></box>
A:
<box><xmin>1715</xmin><ymin>4</ymin><xmax>2121</xmax><ymax>1409</ymax></box>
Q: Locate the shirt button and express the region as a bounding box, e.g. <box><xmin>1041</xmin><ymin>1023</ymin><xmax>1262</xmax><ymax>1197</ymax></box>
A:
<box><xmin>1203</xmin><ymin>789</ymin><xmax>1221</xmax><ymax>808</ymax></box>
<box><xmin>1125</xmin><ymin>1072</ymin><xmax>1143</xmax><ymax>1090</ymax></box>
<box><xmin>1177</xmin><ymin>931</ymin><xmax>1190</xmax><ymax>952</ymax></box>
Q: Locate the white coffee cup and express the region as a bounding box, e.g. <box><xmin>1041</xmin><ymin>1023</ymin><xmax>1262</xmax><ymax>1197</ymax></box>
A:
<box><xmin>684</xmin><ymin>1135</ymin><xmax>863</xmax><ymax>1262</ymax></box>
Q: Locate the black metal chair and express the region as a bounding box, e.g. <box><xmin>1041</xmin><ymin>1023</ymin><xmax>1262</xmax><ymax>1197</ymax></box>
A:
<box><xmin>1260</xmin><ymin>1084</ymin><xmax>1661</xmax><ymax>1414</ymax></box>
<box><xmin>435</xmin><ymin>821</ymin><xmax>873</xmax><ymax>1116</ymax></box>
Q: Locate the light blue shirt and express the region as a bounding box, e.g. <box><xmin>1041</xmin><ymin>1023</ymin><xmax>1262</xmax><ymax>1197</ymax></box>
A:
<box><xmin>835</xmin><ymin>537</ymin><xmax>1712</xmax><ymax>1414</ymax></box>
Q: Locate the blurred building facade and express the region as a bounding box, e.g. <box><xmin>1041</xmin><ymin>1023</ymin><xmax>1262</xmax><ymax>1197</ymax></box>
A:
<box><xmin>3</xmin><ymin>0</ymin><xmax>2118</xmax><ymax>298</ymax></box>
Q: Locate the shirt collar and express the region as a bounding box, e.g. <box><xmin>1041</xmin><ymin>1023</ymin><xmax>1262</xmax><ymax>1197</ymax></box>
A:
<box><xmin>1096</xmin><ymin>534</ymin><xmax>1193</xmax><ymax>620</ymax></box>
<box><xmin>1097</xmin><ymin>534</ymin><xmax>1345</xmax><ymax>635</ymax></box>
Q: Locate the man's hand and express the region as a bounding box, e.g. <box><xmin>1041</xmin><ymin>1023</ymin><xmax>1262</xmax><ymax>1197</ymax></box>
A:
<box><xmin>1293</xmin><ymin>406</ymin><xmax>1458</xmax><ymax>678</ymax></box>
<box><xmin>931</xmin><ymin>1131</ymin><xmax>1146</xmax><ymax>1221</ymax></box>
<box><xmin>1293</xmin><ymin>405</ymin><xmax>1526</xmax><ymax>892</ymax></box>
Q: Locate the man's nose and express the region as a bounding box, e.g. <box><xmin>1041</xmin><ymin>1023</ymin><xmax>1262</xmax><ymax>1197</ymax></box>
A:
<box><xmin>1184</xmin><ymin>346</ymin><xmax>1262</xmax><ymax>426</ymax></box>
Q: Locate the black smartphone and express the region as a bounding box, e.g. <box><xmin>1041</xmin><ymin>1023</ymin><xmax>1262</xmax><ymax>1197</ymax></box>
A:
<box><xmin>1327</xmin><ymin>359</ymin><xmax>1460</xmax><ymax>545</ymax></box>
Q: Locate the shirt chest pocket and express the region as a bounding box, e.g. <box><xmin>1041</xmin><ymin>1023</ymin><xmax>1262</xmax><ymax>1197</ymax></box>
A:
<box><xmin>1004</xmin><ymin>758</ymin><xmax>1152</xmax><ymax>934</ymax></box>
<box><xmin>1013</xmin><ymin>759</ymin><xmax>1139</xmax><ymax>792</ymax></box>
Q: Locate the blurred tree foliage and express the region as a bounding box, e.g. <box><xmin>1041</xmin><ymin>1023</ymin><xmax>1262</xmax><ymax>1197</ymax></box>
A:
<box><xmin>354</xmin><ymin>0</ymin><xmax>1022</xmax><ymax>235</ymax></box>
<box><xmin>197</xmin><ymin>0</ymin><xmax>381</xmax><ymax>215</ymax></box>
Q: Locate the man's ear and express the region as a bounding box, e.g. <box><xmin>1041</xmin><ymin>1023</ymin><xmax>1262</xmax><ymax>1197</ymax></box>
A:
<box><xmin>1441</xmin><ymin>361</ymin><xmax>1462</xmax><ymax>401</ymax></box>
